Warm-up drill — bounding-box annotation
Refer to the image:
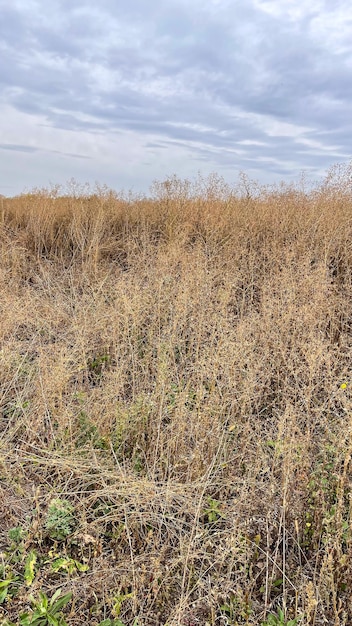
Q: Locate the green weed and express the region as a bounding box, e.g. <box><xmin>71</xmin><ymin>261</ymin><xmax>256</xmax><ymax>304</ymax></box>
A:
<box><xmin>45</xmin><ymin>499</ymin><xmax>76</xmax><ymax>541</ymax></box>
<box><xmin>261</xmin><ymin>607</ymin><xmax>302</xmax><ymax>626</ymax></box>
<box><xmin>19</xmin><ymin>588</ymin><xmax>72</xmax><ymax>626</ymax></box>
<box><xmin>203</xmin><ymin>496</ymin><xmax>225</xmax><ymax>524</ymax></box>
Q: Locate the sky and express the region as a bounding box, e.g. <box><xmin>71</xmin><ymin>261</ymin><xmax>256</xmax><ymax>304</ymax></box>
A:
<box><xmin>1</xmin><ymin>0</ymin><xmax>352</xmax><ymax>196</ymax></box>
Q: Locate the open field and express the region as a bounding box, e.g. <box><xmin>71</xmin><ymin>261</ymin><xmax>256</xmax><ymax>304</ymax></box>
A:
<box><xmin>0</xmin><ymin>166</ymin><xmax>352</xmax><ymax>625</ymax></box>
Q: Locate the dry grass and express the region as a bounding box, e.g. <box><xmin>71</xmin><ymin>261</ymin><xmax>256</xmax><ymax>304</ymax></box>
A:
<box><xmin>0</xmin><ymin>166</ymin><xmax>352</xmax><ymax>625</ymax></box>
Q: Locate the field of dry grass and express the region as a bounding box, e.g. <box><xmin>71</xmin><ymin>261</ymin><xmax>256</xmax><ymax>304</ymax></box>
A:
<box><xmin>0</xmin><ymin>166</ymin><xmax>352</xmax><ymax>625</ymax></box>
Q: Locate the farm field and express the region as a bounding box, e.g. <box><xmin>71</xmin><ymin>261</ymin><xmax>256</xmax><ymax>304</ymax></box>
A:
<box><xmin>0</xmin><ymin>167</ymin><xmax>352</xmax><ymax>625</ymax></box>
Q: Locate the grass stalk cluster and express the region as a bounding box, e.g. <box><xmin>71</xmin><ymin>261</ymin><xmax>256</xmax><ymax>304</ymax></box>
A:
<box><xmin>1</xmin><ymin>166</ymin><xmax>352</xmax><ymax>625</ymax></box>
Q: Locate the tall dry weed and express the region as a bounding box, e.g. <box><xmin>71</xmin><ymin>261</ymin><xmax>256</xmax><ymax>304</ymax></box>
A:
<box><xmin>1</xmin><ymin>166</ymin><xmax>352</xmax><ymax>625</ymax></box>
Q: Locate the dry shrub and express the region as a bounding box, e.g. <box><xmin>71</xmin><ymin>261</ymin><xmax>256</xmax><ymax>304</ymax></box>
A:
<box><xmin>1</xmin><ymin>166</ymin><xmax>352</xmax><ymax>625</ymax></box>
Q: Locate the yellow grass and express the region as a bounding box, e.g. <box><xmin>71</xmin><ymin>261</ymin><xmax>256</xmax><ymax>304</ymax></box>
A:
<box><xmin>0</xmin><ymin>165</ymin><xmax>352</xmax><ymax>625</ymax></box>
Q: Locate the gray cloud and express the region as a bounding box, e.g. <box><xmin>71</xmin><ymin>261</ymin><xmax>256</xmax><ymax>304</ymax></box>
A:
<box><xmin>0</xmin><ymin>143</ymin><xmax>39</xmax><ymax>153</ymax></box>
<box><xmin>0</xmin><ymin>0</ymin><xmax>351</xmax><ymax>194</ymax></box>
<box><xmin>0</xmin><ymin>142</ymin><xmax>91</xmax><ymax>160</ymax></box>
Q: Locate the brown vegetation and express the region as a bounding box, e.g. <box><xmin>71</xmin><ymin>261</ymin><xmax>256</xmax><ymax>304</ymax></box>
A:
<box><xmin>1</xmin><ymin>165</ymin><xmax>352</xmax><ymax>625</ymax></box>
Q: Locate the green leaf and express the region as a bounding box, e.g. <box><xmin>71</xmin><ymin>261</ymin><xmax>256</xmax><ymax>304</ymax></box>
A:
<box><xmin>25</xmin><ymin>550</ymin><xmax>37</xmax><ymax>586</ymax></box>
<box><xmin>37</xmin><ymin>591</ymin><xmax>49</xmax><ymax>610</ymax></box>
<box><xmin>51</xmin><ymin>557</ymin><xmax>88</xmax><ymax>575</ymax></box>
<box><xmin>52</xmin><ymin>558</ymin><xmax>67</xmax><ymax>571</ymax></box>
<box><xmin>0</xmin><ymin>579</ymin><xmax>11</xmax><ymax>604</ymax></box>
<box><xmin>74</xmin><ymin>559</ymin><xmax>89</xmax><ymax>572</ymax></box>
<box><xmin>49</xmin><ymin>588</ymin><xmax>63</xmax><ymax>605</ymax></box>
<box><xmin>30</xmin><ymin>619</ymin><xmax>49</xmax><ymax>626</ymax></box>
<box><xmin>51</xmin><ymin>590</ymin><xmax>72</xmax><ymax>613</ymax></box>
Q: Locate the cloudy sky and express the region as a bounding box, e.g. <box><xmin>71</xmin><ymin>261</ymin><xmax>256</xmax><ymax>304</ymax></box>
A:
<box><xmin>1</xmin><ymin>0</ymin><xmax>351</xmax><ymax>195</ymax></box>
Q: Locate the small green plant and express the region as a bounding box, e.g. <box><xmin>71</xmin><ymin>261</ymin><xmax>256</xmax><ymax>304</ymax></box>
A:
<box><xmin>87</xmin><ymin>353</ymin><xmax>110</xmax><ymax>384</ymax></box>
<box><xmin>2</xmin><ymin>400</ymin><xmax>30</xmax><ymax>420</ymax></box>
<box><xmin>111</xmin><ymin>591</ymin><xmax>134</xmax><ymax>618</ymax></box>
<box><xmin>261</xmin><ymin>608</ymin><xmax>302</xmax><ymax>626</ymax></box>
<box><xmin>51</xmin><ymin>556</ymin><xmax>89</xmax><ymax>576</ymax></box>
<box><xmin>7</xmin><ymin>526</ymin><xmax>27</xmax><ymax>564</ymax></box>
<box><xmin>8</xmin><ymin>526</ymin><xmax>26</xmax><ymax>546</ymax></box>
<box><xmin>166</xmin><ymin>382</ymin><xmax>197</xmax><ymax>412</ymax></box>
<box><xmin>76</xmin><ymin>411</ymin><xmax>109</xmax><ymax>449</ymax></box>
<box><xmin>220</xmin><ymin>591</ymin><xmax>252</xmax><ymax>624</ymax></box>
<box><xmin>94</xmin><ymin>592</ymin><xmax>138</xmax><ymax>626</ymax></box>
<box><xmin>220</xmin><ymin>596</ymin><xmax>237</xmax><ymax>623</ymax></box>
<box><xmin>19</xmin><ymin>588</ymin><xmax>72</xmax><ymax>625</ymax></box>
<box><xmin>88</xmin><ymin>353</ymin><xmax>110</xmax><ymax>373</ymax></box>
<box><xmin>259</xmin><ymin>578</ymin><xmax>283</xmax><ymax>595</ymax></box>
<box><xmin>0</xmin><ymin>575</ymin><xmax>19</xmax><ymax>604</ymax></box>
<box><xmin>322</xmin><ymin>503</ymin><xmax>350</xmax><ymax>546</ymax></box>
<box><xmin>203</xmin><ymin>496</ymin><xmax>225</xmax><ymax>524</ymax></box>
<box><xmin>45</xmin><ymin>498</ymin><xmax>76</xmax><ymax>541</ymax></box>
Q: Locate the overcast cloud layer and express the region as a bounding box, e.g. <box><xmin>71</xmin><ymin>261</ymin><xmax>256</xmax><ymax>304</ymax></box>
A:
<box><xmin>0</xmin><ymin>0</ymin><xmax>351</xmax><ymax>194</ymax></box>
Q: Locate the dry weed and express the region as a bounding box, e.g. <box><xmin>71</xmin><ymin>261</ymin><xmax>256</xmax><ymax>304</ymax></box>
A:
<box><xmin>1</xmin><ymin>167</ymin><xmax>352</xmax><ymax>625</ymax></box>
